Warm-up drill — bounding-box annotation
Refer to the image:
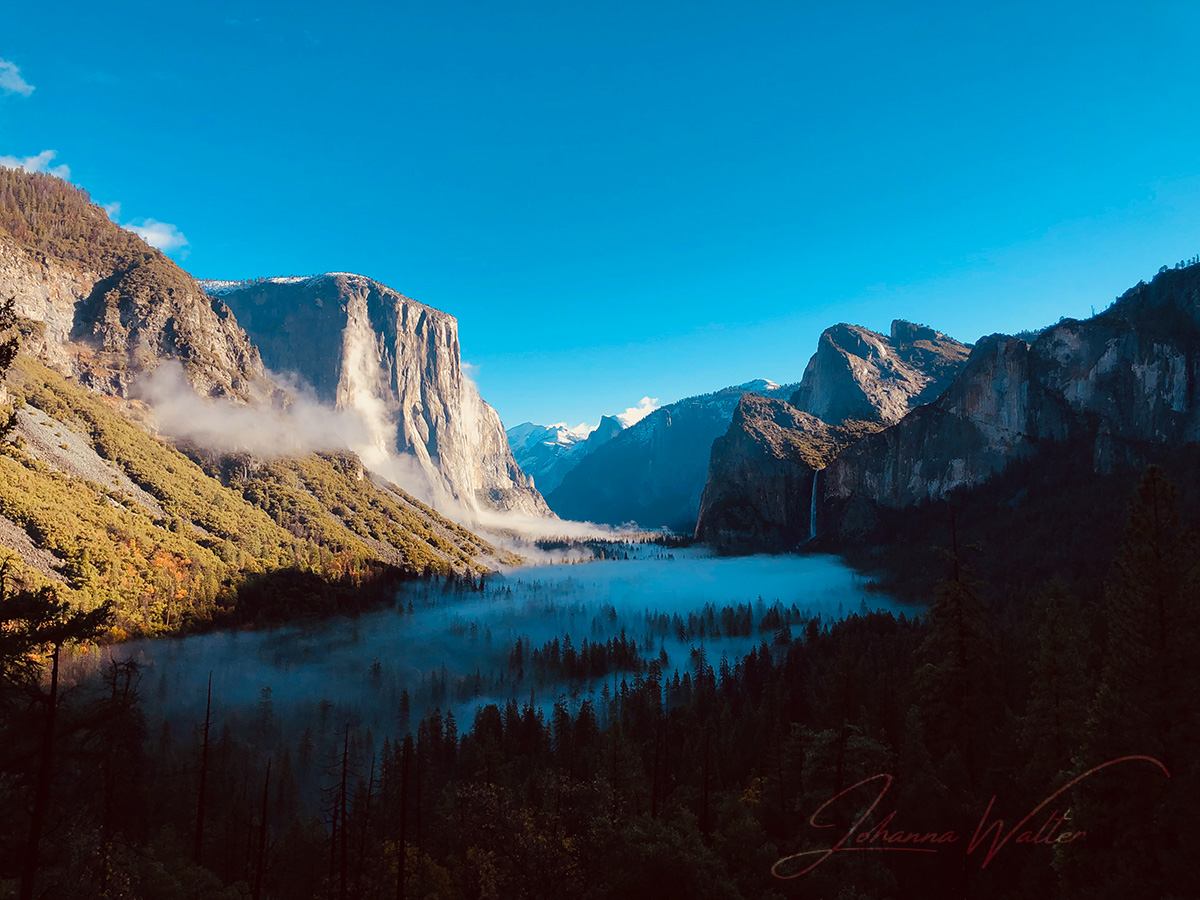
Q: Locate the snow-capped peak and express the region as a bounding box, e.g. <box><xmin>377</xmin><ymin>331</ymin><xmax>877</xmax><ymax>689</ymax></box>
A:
<box><xmin>723</xmin><ymin>378</ymin><xmax>781</xmax><ymax>393</ymax></box>
<box><xmin>199</xmin><ymin>273</ymin><xmax>361</xmax><ymax>296</ymax></box>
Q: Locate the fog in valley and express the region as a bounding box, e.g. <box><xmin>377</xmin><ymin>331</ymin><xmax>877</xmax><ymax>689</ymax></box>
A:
<box><xmin>68</xmin><ymin>547</ymin><xmax>914</xmax><ymax>811</ymax></box>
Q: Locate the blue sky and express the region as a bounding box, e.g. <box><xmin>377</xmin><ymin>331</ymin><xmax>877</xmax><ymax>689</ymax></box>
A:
<box><xmin>3</xmin><ymin>1</ymin><xmax>1200</xmax><ymax>429</ymax></box>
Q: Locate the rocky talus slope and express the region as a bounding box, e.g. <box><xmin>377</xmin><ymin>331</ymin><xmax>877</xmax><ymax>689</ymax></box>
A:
<box><xmin>0</xmin><ymin>354</ymin><xmax>513</xmax><ymax>635</ymax></box>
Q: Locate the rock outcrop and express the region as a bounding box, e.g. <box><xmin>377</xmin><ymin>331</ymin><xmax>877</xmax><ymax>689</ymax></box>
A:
<box><xmin>789</xmin><ymin>320</ymin><xmax>970</xmax><ymax>425</ymax></box>
<box><xmin>825</xmin><ymin>263</ymin><xmax>1200</xmax><ymax>527</ymax></box>
<box><xmin>693</xmin><ymin>321</ymin><xmax>967</xmax><ymax>549</ymax></box>
<box><xmin>207</xmin><ymin>274</ymin><xmax>552</xmax><ymax>518</ymax></box>
<box><xmin>694</xmin><ymin>395</ymin><xmax>881</xmax><ymax>550</ymax></box>
<box><xmin>0</xmin><ymin>170</ymin><xmax>263</xmax><ymax>397</ymax></box>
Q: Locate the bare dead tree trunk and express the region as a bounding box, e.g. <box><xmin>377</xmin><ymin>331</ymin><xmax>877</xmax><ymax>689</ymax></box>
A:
<box><xmin>329</xmin><ymin>790</ymin><xmax>338</xmax><ymax>900</ymax></box>
<box><xmin>651</xmin><ymin>719</ymin><xmax>662</xmax><ymax>819</ymax></box>
<box><xmin>355</xmin><ymin>755</ymin><xmax>374</xmax><ymax>899</ymax></box>
<box><xmin>701</xmin><ymin>726</ymin><xmax>711</xmax><ymax>844</ymax></box>
<box><xmin>98</xmin><ymin>662</ymin><xmax>119</xmax><ymax>896</ymax></box>
<box><xmin>19</xmin><ymin>642</ymin><xmax>60</xmax><ymax>900</ymax></box>
<box><xmin>414</xmin><ymin>735</ymin><xmax>422</xmax><ymax>850</ymax></box>
<box><xmin>252</xmin><ymin>758</ymin><xmax>271</xmax><ymax>900</ymax></box>
<box><xmin>195</xmin><ymin>672</ymin><xmax>212</xmax><ymax>865</ymax></box>
<box><xmin>340</xmin><ymin>726</ymin><xmax>349</xmax><ymax>900</ymax></box>
<box><xmin>396</xmin><ymin>737</ymin><xmax>411</xmax><ymax>900</ymax></box>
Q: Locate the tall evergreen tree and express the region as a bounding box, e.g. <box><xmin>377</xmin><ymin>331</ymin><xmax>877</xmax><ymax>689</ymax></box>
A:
<box><xmin>912</xmin><ymin>549</ymin><xmax>1000</xmax><ymax>795</ymax></box>
<box><xmin>1021</xmin><ymin>577</ymin><xmax>1089</xmax><ymax>784</ymax></box>
<box><xmin>0</xmin><ymin>579</ymin><xmax>112</xmax><ymax>900</ymax></box>
<box><xmin>1065</xmin><ymin>467</ymin><xmax>1200</xmax><ymax>899</ymax></box>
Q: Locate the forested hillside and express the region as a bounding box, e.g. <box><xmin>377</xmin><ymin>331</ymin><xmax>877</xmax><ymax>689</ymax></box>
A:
<box><xmin>0</xmin><ymin>338</ymin><xmax>511</xmax><ymax>637</ymax></box>
<box><xmin>0</xmin><ymin>168</ymin><xmax>262</xmax><ymax>398</ymax></box>
<box><xmin>0</xmin><ymin>468</ymin><xmax>1194</xmax><ymax>899</ymax></box>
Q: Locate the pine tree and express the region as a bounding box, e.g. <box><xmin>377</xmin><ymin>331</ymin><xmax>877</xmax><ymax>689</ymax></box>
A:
<box><xmin>912</xmin><ymin>547</ymin><xmax>999</xmax><ymax>794</ymax></box>
<box><xmin>0</xmin><ymin>579</ymin><xmax>112</xmax><ymax>900</ymax></box>
<box><xmin>1064</xmin><ymin>467</ymin><xmax>1200</xmax><ymax>898</ymax></box>
<box><xmin>1021</xmin><ymin>577</ymin><xmax>1089</xmax><ymax>784</ymax></box>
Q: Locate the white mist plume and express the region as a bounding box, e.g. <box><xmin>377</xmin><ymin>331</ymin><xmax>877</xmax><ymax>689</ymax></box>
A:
<box><xmin>137</xmin><ymin>360</ymin><xmax>643</xmax><ymax>551</ymax></box>
<box><xmin>139</xmin><ymin>329</ymin><xmax>630</xmax><ymax>552</ymax></box>
<box><xmin>473</xmin><ymin>508</ymin><xmax>635</xmax><ymax>541</ymax></box>
<box><xmin>136</xmin><ymin>361</ymin><xmax>369</xmax><ymax>457</ymax></box>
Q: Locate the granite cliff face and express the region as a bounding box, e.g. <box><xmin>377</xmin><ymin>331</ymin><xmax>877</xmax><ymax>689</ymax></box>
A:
<box><xmin>207</xmin><ymin>274</ymin><xmax>551</xmax><ymax>518</ymax></box>
<box><xmin>0</xmin><ymin>171</ymin><xmax>512</xmax><ymax>597</ymax></box>
<box><xmin>694</xmin><ymin>395</ymin><xmax>882</xmax><ymax>550</ymax></box>
<box><xmin>694</xmin><ymin>321</ymin><xmax>965</xmax><ymax>548</ymax></box>
<box><xmin>0</xmin><ymin>171</ymin><xmax>263</xmax><ymax>398</ymax></box>
<box><xmin>825</xmin><ymin>263</ymin><xmax>1200</xmax><ymax>528</ymax></box>
<box><xmin>789</xmin><ymin>320</ymin><xmax>970</xmax><ymax>424</ymax></box>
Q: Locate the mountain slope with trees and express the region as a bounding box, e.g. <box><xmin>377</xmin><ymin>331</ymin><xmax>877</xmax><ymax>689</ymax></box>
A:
<box><xmin>0</xmin><ymin>168</ymin><xmax>263</xmax><ymax>398</ymax></box>
<box><xmin>0</xmin><ymin>344</ymin><xmax>512</xmax><ymax>637</ymax></box>
<box><xmin>1</xmin><ymin>469</ymin><xmax>1193</xmax><ymax>899</ymax></box>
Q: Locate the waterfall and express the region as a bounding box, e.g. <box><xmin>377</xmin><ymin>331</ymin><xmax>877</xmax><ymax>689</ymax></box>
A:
<box><xmin>809</xmin><ymin>467</ymin><xmax>822</xmax><ymax>541</ymax></box>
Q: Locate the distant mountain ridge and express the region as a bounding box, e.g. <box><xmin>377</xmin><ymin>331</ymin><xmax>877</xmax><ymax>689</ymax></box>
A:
<box><xmin>693</xmin><ymin>266</ymin><xmax>1200</xmax><ymax>552</ymax></box>
<box><xmin>507</xmin><ymin>415</ymin><xmax>625</xmax><ymax>495</ymax></box>
<box><xmin>545</xmin><ymin>381</ymin><xmax>798</xmax><ymax>531</ymax></box>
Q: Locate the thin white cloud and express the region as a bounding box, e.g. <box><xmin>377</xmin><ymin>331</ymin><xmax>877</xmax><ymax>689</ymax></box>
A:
<box><xmin>0</xmin><ymin>149</ymin><xmax>70</xmax><ymax>179</ymax></box>
<box><xmin>126</xmin><ymin>218</ymin><xmax>190</xmax><ymax>256</ymax></box>
<box><xmin>535</xmin><ymin>397</ymin><xmax>660</xmax><ymax>439</ymax></box>
<box><xmin>0</xmin><ymin>151</ymin><xmax>189</xmax><ymax>260</ymax></box>
<box><xmin>616</xmin><ymin>396</ymin><xmax>659</xmax><ymax>427</ymax></box>
<box><xmin>0</xmin><ymin>59</ymin><xmax>34</xmax><ymax>97</ymax></box>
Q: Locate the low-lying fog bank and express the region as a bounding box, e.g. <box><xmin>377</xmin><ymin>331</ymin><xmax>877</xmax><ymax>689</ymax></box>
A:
<box><xmin>74</xmin><ymin>549</ymin><xmax>905</xmax><ymax>723</ymax></box>
<box><xmin>65</xmin><ymin>547</ymin><xmax>915</xmax><ymax>810</ymax></box>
